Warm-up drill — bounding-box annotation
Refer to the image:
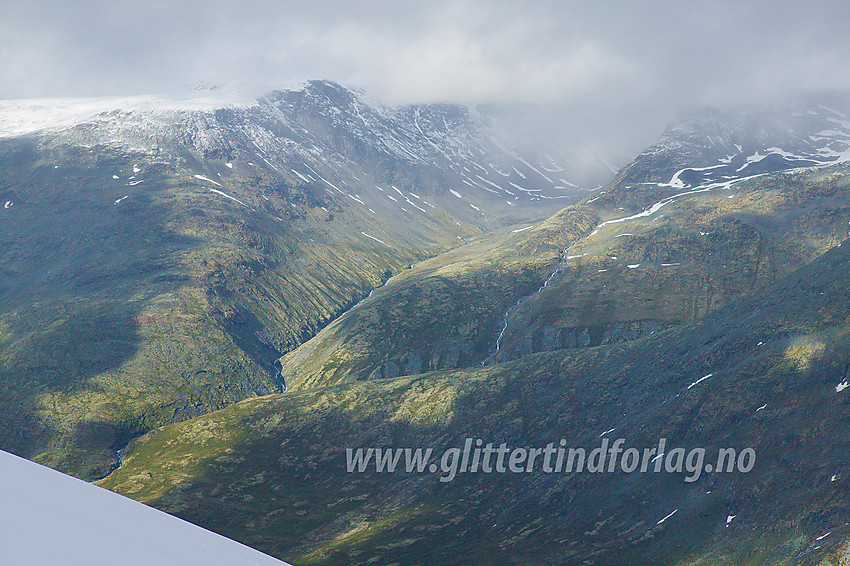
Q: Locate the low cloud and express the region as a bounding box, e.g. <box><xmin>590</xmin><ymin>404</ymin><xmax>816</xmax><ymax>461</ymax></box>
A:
<box><xmin>2</xmin><ymin>0</ymin><xmax>848</xmax><ymax>156</ymax></box>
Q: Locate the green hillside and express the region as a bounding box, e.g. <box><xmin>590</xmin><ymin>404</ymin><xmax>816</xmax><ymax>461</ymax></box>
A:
<box><xmin>0</xmin><ymin>135</ymin><xmax>477</xmax><ymax>479</ymax></box>
<box><xmin>100</xmin><ymin>236</ymin><xmax>850</xmax><ymax>565</ymax></box>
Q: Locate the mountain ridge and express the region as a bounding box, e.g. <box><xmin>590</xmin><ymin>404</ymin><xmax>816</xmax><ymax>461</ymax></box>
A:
<box><xmin>0</xmin><ymin>80</ymin><xmax>605</xmax><ymax>479</ymax></box>
<box><xmin>4</xmin><ymin>87</ymin><xmax>850</xmax><ymax>565</ymax></box>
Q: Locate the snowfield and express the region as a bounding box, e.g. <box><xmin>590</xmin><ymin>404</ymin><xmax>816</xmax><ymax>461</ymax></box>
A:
<box><xmin>0</xmin><ymin>450</ymin><xmax>291</xmax><ymax>566</ymax></box>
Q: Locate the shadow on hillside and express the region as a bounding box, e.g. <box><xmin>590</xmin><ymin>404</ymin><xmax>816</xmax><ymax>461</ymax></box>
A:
<box><xmin>108</xmin><ymin>241</ymin><xmax>850</xmax><ymax>564</ymax></box>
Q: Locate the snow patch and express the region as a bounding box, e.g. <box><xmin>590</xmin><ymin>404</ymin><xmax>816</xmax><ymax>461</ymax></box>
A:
<box><xmin>764</xmin><ymin>146</ymin><xmax>804</xmax><ymax>160</ymax></box>
<box><xmin>736</xmin><ymin>152</ymin><xmax>767</xmax><ymax>172</ymax></box>
<box><xmin>659</xmin><ymin>164</ymin><xmax>724</xmax><ymax>189</ymax></box>
<box><xmin>291</xmin><ymin>169</ymin><xmax>310</xmax><ymax>183</ymax></box>
<box><xmin>0</xmin><ymin>95</ymin><xmax>251</xmax><ymax>138</ymax></box>
<box><xmin>193</xmin><ymin>174</ymin><xmax>221</xmax><ymax>187</ymax></box>
<box><xmin>687</xmin><ymin>373</ymin><xmax>713</xmax><ymax>389</ymax></box>
<box><xmin>361</xmin><ymin>232</ymin><xmax>389</xmax><ymax>246</ymax></box>
<box><xmin>209</xmin><ymin>188</ymin><xmax>249</xmax><ymax>208</ymax></box>
<box><xmin>656</xmin><ymin>509</ymin><xmax>677</xmax><ymax>525</ymax></box>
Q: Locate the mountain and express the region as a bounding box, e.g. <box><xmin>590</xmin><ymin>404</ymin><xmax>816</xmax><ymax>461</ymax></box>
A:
<box><xmin>99</xmin><ymin>225</ymin><xmax>850</xmax><ymax>565</ymax></box>
<box><xmin>95</xmin><ymin>94</ymin><xmax>850</xmax><ymax>564</ymax></box>
<box><xmin>0</xmin><ymin>81</ymin><xmax>613</xmax><ymax>480</ymax></box>
<box><xmin>596</xmin><ymin>94</ymin><xmax>850</xmax><ymax>212</ymax></box>
<box><xmin>270</xmin><ymin>96</ymin><xmax>850</xmax><ymax>389</ymax></box>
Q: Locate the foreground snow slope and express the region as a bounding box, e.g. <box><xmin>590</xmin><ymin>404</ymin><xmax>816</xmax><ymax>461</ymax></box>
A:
<box><xmin>0</xmin><ymin>450</ymin><xmax>291</xmax><ymax>566</ymax></box>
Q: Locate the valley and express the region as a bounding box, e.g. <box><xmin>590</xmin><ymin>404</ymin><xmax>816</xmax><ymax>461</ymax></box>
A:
<box><xmin>3</xmin><ymin>86</ymin><xmax>850</xmax><ymax>564</ymax></box>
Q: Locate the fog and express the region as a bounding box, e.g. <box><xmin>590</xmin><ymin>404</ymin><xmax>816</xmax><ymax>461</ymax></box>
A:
<box><xmin>2</xmin><ymin>0</ymin><xmax>848</xmax><ymax>158</ymax></box>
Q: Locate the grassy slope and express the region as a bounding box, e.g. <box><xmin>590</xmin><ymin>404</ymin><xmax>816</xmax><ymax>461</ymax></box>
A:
<box><xmin>100</xmin><ymin>231</ymin><xmax>850</xmax><ymax>565</ymax></box>
<box><xmin>278</xmin><ymin>205</ymin><xmax>599</xmax><ymax>390</ymax></box>
<box><xmin>494</xmin><ymin>165</ymin><xmax>850</xmax><ymax>361</ymax></box>
<box><xmin>276</xmin><ymin>164</ymin><xmax>849</xmax><ymax>394</ymax></box>
<box><xmin>0</xmin><ymin>137</ymin><xmax>468</xmax><ymax>479</ymax></box>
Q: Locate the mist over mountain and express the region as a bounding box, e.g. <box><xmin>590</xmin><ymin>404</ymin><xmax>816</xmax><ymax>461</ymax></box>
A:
<box><xmin>0</xmin><ymin>80</ymin><xmax>618</xmax><ymax>480</ymax></box>
<box><xmin>6</xmin><ymin>1</ymin><xmax>850</xmax><ymax>164</ymax></box>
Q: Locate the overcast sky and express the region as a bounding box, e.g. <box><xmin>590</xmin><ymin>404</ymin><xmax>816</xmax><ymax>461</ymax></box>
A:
<box><xmin>2</xmin><ymin>0</ymin><xmax>849</xmax><ymax>155</ymax></box>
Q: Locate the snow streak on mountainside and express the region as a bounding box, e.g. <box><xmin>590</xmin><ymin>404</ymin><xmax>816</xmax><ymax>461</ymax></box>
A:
<box><xmin>597</xmin><ymin>94</ymin><xmax>850</xmax><ymax>211</ymax></box>
<box><xmin>0</xmin><ymin>80</ymin><xmax>614</xmax><ymax>216</ymax></box>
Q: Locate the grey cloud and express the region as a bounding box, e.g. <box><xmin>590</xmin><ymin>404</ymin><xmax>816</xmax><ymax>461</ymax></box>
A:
<box><xmin>2</xmin><ymin>0</ymin><xmax>849</xmax><ymax>156</ymax></box>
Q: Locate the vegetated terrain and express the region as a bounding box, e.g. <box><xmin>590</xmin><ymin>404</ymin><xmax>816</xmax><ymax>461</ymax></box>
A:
<box><xmin>277</xmin><ymin>204</ymin><xmax>599</xmax><ymax>390</ymax></box>
<box><xmin>101</xmin><ymin>157</ymin><xmax>850</xmax><ymax>564</ymax></box>
<box><xmin>7</xmin><ymin>90</ymin><xmax>850</xmax><ymax>564</ymax></box>
<box><xmin>100</xmin><ymin>233</ymin><xmax>850</xmax><ymax>565</ymax></box>
<box><xmin>277</xmin><ymin>163</ymin><xmax>850</xmax><ymax>392</ymax></box>
<box><xmin>0</xmin><ymin>82</ymin><xmax>587</xmax><ymax>480</ymax></box>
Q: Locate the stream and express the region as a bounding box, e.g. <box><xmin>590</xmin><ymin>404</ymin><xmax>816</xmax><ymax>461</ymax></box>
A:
<box><xmin>480</xmin><ymin>240</ymin><xmax>581</xmax><ymax>366</ymax></box>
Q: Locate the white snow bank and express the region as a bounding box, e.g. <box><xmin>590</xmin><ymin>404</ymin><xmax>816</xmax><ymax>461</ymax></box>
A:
<box><xmin>361</xmin><ymin>232</ymin><xmax>389</xmax><ymax>246</ymax></box>
<box><xmin>194</xmin><ymin>174</ymin><xmax>221</xmax><ymax>186</ymax></box>
<box><xmin>0</xmin><ymin>94</ymin><xmax>253</xmax><ymax>138</ymax></box>
<box><xmin>209</xmin><ymin>188</ymin><xmax>249</xmax><ymax>208</ymax></box>
<box><xmin>687</xmin><ymin>373</ymin><xmax>713</xmax><ymax>389</ymax></box>
<box><xmin>656</xmin><ymin>509</ymin><xmax>677</xmax><ymax>525</ymax></box>
<box><xmin>0</xmin><ymin>450</ymin><xmax>291</xmax><ymax>566</ymax></box>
